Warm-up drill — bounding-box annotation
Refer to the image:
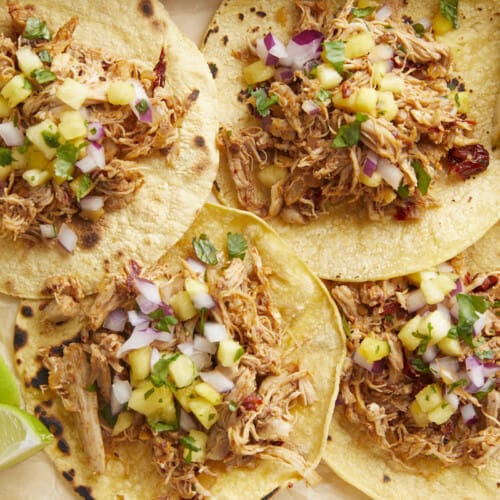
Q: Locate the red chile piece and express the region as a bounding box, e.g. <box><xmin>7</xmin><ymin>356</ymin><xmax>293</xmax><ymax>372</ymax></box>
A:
<box><xmin>152</xmin><ymin>48</ymin><xmax>166</xmax><ymax>90</ymax></box>
<box><xmin>473</xmin><ymin>275</ymin><xmax>498</xmax><ymax>292</ymax></box>
<box><xmin>446</xmin><ymin>144</ymin><xmax>489</xmax><ymax>180</ymax></box>
<box><xmin>241</xmin><ymin>393</ymin><xmax>263</xmax><ymax>411</ymax></box>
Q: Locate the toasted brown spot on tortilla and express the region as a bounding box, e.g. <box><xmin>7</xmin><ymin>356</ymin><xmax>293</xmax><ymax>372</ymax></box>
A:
<box><xmin>138</xmin><ymin>0</ymin><xmax>153</xmax><ymax>17</ymax></box>
<box><xmin>30</xmin><ymin>367</ymin><xmax>49</xmax><ymax>389</ymax></box>
<box><xmin>75</xmin><ymin>485</ymin><xmax>95</xmax><ymax>500</ymax></box>
<box><xmin>13</xmin><ymin>326</ymin><xmax>28</xmax><ymax>350</ymax></box>
<box><xmin>256</xmin><ymin>11</ymin><xmax>266</xmax><ymax>18</ymax></box>
<box><xmin>261</xmin><ymin>487</ymin><xmax>279</xmax><ymax>499</ymax></box>
<box><xmin>238</xmin><ymin>13</ymin><xmax>244</xmax><ymax>20</ymax></box>
<box><xmin>195</xmin><ymin>136</ymin><xmax>206</xmax><ymax>148</ymax></box>
<box><xmin>43</xmin><ymin>399</ymin><xmax>53</xmax><ymax>407</ymax></box>
<box><xmin>79</xmin><ymin>229</ymin><xmax>100</xmax><ymax>249</ymax></box>
<box><xmin>383</xmin><ymin>474</ymin><xmax>391</xmax><ymax>482</ymax></box>
<box><xmin>39</xmin><ymin>413</ymin><xmax>63</xmax><ymax>437</ymax></box>
<box><xmin>152</xmin><ymin>19</ymin><xmax>165</xmax><ymax>32</ymax></box>
<box><xmin>208</xmin><ymin>62</ymin><xmax>218</xmax><ymax>78</ymax></box>
<box><xmin>204</xmin><ymin>25</ymin><xmax>220</xmax><ymax>45</ymax></box>
<box><xmin>188</xmin><ymin>89</ymin><xmax>200</xmax><ymax>103</ymax></box>
<box><xmin>222</xmin><ymin>34</ymin><xmax>229</xmax><ymax>45</ymax></box>
<box><xmin>20</xmin><ymin>305</ymin><xmax>33</xmax><ymax>317</ymax></box>
<box><xmin>63</xmin><ymin>470</ymin><xmax>75</xmax><ymax>482</ymax></box>
<box><xmin>57</xmin><ymin>438</ymin><xmax>70</xmax><ymax>454</ymax></box>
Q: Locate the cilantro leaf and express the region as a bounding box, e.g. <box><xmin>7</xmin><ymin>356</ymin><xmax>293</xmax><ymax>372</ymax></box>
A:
<box><xmin>316</xmin><ymin>89</ymin><xmax>331</xmax><ymax>102</ymax></box>
<box><xmin>323</xmin><ymin>40</ymin><xmax>345</xmax><ymax>73</ymax></box>
<box><xmin>31</xmin><ymin>68</ymin><xmax>56</xmax><ymax>84</ymax></box>
<box><xmin>475</xmin><ymin>349</ymin><xmax>494</xmax><ymax>360</ymax></box>
<box><xmin>397</xmin><ymin>183</ymin><xmax>409</xmax><ymax>199</ymax></box>
<box><xmin>135</xmin><ymin>99</ymin><xmax>149</xmax><ymax>115</ymax></box>
<box><xmin>38</xmin><ymin>50</ymin><xmax>52</xmax><ymax>63</ymax></box>
<box><xmin>192</xmin><ymin>234</ymin><xmax>218</xmax><ymax>265</ymax></box>
<box><xmin>250</xmin><ymin>88</ymin><xmax>278</xmax><ymax>117</ymax></box>
<box><xmin>411</xmin><ymin>160</ymin><xmax>431</xmax><ymax>195</ymax></box>
<box><xmin>447</xmin><ymin>378</ymin><xmax>468</xmax><ymax>393</ymax></box>
<box><xmin>440</xmin><ymin>0</ymin><xmax>459</xmax><ymax>29</ymax></box>
<box><xmin>453</xmin><ymin>293</ymin><xmax>490</xmax><ymax>347</ymax></box>
<box><xmin>331</xmin><ymin>113</ymin><xmax>368</xmax><ymax>148</ymax></box>
<box><xmin>42</xmin><ymin>130</ymin><xmax>60</xmax><ymax>148</ymax></box>
<box><xmin>341</xmin><ymin>314</ymin><xmax>351</xmax><ymax>339</ymax></box>
<box><xmin>0</xmin><ymin>147</ymin><xmax>13</xmax><ymax>166</ymax></box>
<box><xmin>180</xmin><ymin>435</ymin><xmax>201</xmax><ymax>463</ymax></box>
<box><xmin>76</xmin><ymin>174</ymin><xmax>92</xmax><ymax>202</ymax></box>
<box><xmin>351</xmin><ymin>6</ymin><xmax>376</xmax><ymax>18</ymax></box>
<box><xmin>23</xmin><ymin>17</ymin><xmax>51</xmax><ymax>41</ymax></box>
<box><xmin>149</xmin><ymin>308</ymin><xmax>178</xmax><ymax>332</ymax></box>
<box><xmin>476</xmin><ymin>380</ymin><xmax>494</xmax><ymax>401</ymax></box>
<box><xmin>412</xmin><ymin>23</ymin><xmax>425</xmax><ymax>37</ymax></box>
<box><xmin>101</xmin><ymin>405</ymin><xmax>117</xmax><ymax>427</ymax></box>
<box><xmin>150</xmin><ymin>354</ymin><xmax>180</xmax><ymax>388</ymax></box>
<box><xmin>227</xmin><ymin>232</ymin><xmax>247</xmax><ymax>260</ymax></box>
<box><xmin>410</xmin><ymin>358</ymin><xmax>430</xmax><ymax>373</ymax></box>
<box><xmin>54</xmin><ymin>143</ymin><xmax>81</xmax><ymax>181</ymax></box>
<box><xmin>198</xmin><ymin>307</ymin><xmax>207</xmax><ymax>335</ymax></box>
<box><xmin>228</xmin><ymin>400</ymin><xmax>238</xmax><ymax>412</ymax></box>
<box><xmin>148</xmin><ymin>419</ymin><xmax>179</xmax><ymax>433</ymax></box>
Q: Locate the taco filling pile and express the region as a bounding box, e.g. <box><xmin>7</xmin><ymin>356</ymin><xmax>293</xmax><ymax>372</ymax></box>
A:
<box><xmin>220</xmin><ymin>0</ymin><xmax>489</xmax><ymax>223</ymax></box>
<box><xmin>38</xmin><ymin>233</ymin><xmax>318</xmax><ymax>497</ymax></box>
<box><xmin>0</xmin><ymin>2</ymin><xmax>191</xmax><ymax>250</ymax></box>
<box><xmin>331</xmin><ymin>258</ymin><xmax>499</xmax><ymax>468</ymax></box>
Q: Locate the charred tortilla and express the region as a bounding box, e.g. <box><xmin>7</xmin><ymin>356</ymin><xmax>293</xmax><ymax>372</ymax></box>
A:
<box><xmin>0</xmin><ymin>0</ymin><xmax>218</xmax><ymax>298</ymax></box>
<box><xmin>202</xmin><ymin>0</ymin><xmax>499</xmax><ymax>282</ymax></box>
<box><xmin>13</xmin><ymin>203</ymin><xmax>345</xmax><ymax>499</ymax></box>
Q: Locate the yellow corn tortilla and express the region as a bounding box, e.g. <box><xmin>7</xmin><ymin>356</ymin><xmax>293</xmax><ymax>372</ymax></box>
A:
<box><xmin>0</xmin><ymin>0</ymin><xmax>218</xmax><ymax>298</ymax></box>
<box><xmin>201</xmin><ymin>0</ymin><xmax>499</xmax><ymax>282</ymax></box>
<box><xmin>12</xmin><ymin>203</ymin><xmax>346</xmax><ymax>499</ymax></box>
<box><xmin>323</xmin><ymin>221</ymin><xmax>500</xmax><ymax>499</ymax></box>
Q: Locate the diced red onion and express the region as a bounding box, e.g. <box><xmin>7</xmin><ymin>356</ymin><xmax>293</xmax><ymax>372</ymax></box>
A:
<box><xmin>88</xmin><ymin>142</ymin><xmax>105</xmax><ymax>167</ymax></box>
<box><xmin>40</xmin><ymin>223</ymin><xmax>56</xmax><ymax>239</ymax></box>
<box><xmin>301</xmin><ymin>99</ymin><xmax>321</xmax><ymax>115</ymax></box>
<box><xmin>0</xmin><ymin>121</ymin><xmax>24</xmax><ymax>146</ymax></box>
<box><xmin>363</xmin><ymin>151</ymin><xmax>379</xmax><ymax>177</ymax></box>
<box><xmin>353</xmin><ymin>349</ymin><xmax>374</xmax><ymax>372</ymax></box>
<box><xmin>416</xmin><ymin>17</ymin><xmax>432</xmax><ymax>30</ymax></box>
<box><xmin>79</xmin><ymin>195</ymin><xmax>104</xmax><ymax>212</ymax></box>
<box><xmin>465</xmin><ymin>355</ymin><xmax>484</xmax><ymax>388</ymax></box>
<box><xmin>194</xmin><ymin>334</ymin><xmax>217</xmax><ymax>355</ymax></box>
<box><xmin>156</xmin><ymin>331</ymin><xmax>174</xmax><ymax>343</ymax></box>
<box><xmin>87</xmin><ymin>121</ymin><xmax>104</xmax><ymax>141</ymax></box>
<box><xmin>191</xmin><ymin>292</ymin><xmax>216</xmax><ymax>310</ymax></box>
<box><xmin>103</xmin><ymin>307</ymin><xmax>127</xmax><ymax>332</ymax></box>
<box><xmin>429</xmin><ymin>356</ymin><xmax>460</xmax><ymax>382</ymax></box>
<box><xmin>406</xmin><ymin>289</ymin><xmax>426</xmax><ymax>313</ymax></box>
<box><xmin>444</xmin><ymin>391</ymin><xmax>459</xmax><ymax>410</ymax></box>
<box><xmin>179</xmin><ymin>408</ymin><xmax>198</xmax><ymax>431</ymax></box>
<box><xmin>460</xmin><ymin>403</ymin><xmax>478</xmax><ymax>426</ymax></box>
<box><xmin>150</xmin><ymin>347</ymin><xmax>161</xmax><ymax>372</ymax></box>
<box><xmin>371</xmin><ymin>359</ymin><xmax>385</xmax><ymax>374</ymax></box>
<box><xmin>128</xmin><ymin>310</ymin><xmax>150</xmax><ymax>327</ymax></box>
<box><xmin>178</xmin><ymin>340</ymin><xmax>196</xmax><ymax>356</ymax></box>
<box><xmin>118</xmin><ymin>328</ymin><xmax>159</xmax><ymax>356</ymax></box>
<box><xmin>186</xmin><ymin>257</ymin><xmax>206</xmax><ymax>276</ymax></box>
<box><xmin>136</xmin><ymin>294</ymin><xmax>159</xmax><ymax>314</ymax></box>
<box><xmin>376</xmin><ymin>158</ymin><xmax>403</xmax><ymax>190</ymax></box>
<box><xmin>189</xmin><ymin>352</ymin><xmax>212</xmax><ymax>371</ymax></box>
<box><xmin>375</xmin><ymin>5</ymin><xmax>393</xmax><ymax>22</ymax></box>
<box><xmin>199</xmin><ymin>370</ymin><xmax>235</xmax><ymax>393</ymax></box>
<box><xmin>57</xmin><ymin>223</ymin><xmax>77</xmax><ymax>253</ymax></box>
<box><xmin>134</xmin><ymin>278</ymin><xmax>161</xmax><ymax>305</ymax></box>
<box><xmin>281</xmin><ymin>30</ymin><xmax>324</xmax><ymax>70</ymax></box>
<box><xmin>204</xmin><ymin>322</ymin><xmax>228</xmax><ymax>342</ymax></box>
<box><xmin>482</xmin><ymin>363</ymin><xmax>499</xmax><ymax>378</ymax></box>
<box><xmin>422</xmin><ymin>344</ymin><xmax>438</xmax><ymax>363</ymax></box>
<box><xmin>256</xmin><ymin>33</ymin><xmax>288</xmax><ymax>66</ymax></box>
<box><xmin>274</xmin><ymin>66</ymin><xmax>294</xmax><ymax>82</ymax></box>
<box><xmin>368</xmin><ymin>44</ymin><xmax>394</xmax><ymax>63</ymax></box>
<box><xmin>450</xmin><ymin>279</ymin><xmax>463</xmax><ymax>298</ymax></box>
<box><xmin>473</xmin><ymin>312</ymin><xmax>487</xmax><ymax>336</ymax></box>
<box><xmin>130</xmin><ymin>81</ymin><xmax>153</xmax><ymax>124</ymax></box>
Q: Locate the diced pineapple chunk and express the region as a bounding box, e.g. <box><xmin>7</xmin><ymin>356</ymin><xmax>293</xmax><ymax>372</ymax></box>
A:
<box><xmin>1</xmin><ymin>74</ymin><xmax>32</xmax><ymax>107</ymax></box>
<box><xmin>353</xmin><ymin>87</ymin><xmax>378</xmax><ymax>115</ymax></box>
<box><xmin>194</xmin><ymin>382</ymin><xmax>223</xmax><ymax>406</ymax></box>
<box><xmin>169</xmin><ymin>354</ymin><xmax>197</xmax><ymax>388</ymax></box>
<box><xmin>58</xmin><ymin>110</ymin><xmax>87</xmax><ymax>140</ymax></box>
<box><xmin>415</xmin><ymin>383</ymin><xmax>442</xmax><ymax>413</ymax></box>
<box><xmin>69</xmin><ymin>176</ymin><xmax>94</xmax><ymax>198</ymax></box>
<box><xmin>377</xmin><ymin>91</ymin><xmax>398</xmax><ymax>121</ymax></box>
<box><xmin>128</xmin><ymin>346</ymin><xmax>151</xmax><ymax>386</ymax></box>
<box><xmin>22</xmin><ymin>168</ymin><xmax>51</xmax><ymax>187</ymax></box>
<box><xmin>417</xmin><ymin>310</ymin><xmax>452</xmax><ymax>346</ymax></box>
<box><xmin>407</xmin><ymin>270</ymin><xmax>438</xmax><ymax>286</ymax></box>
<box><xmin>344</xmin><ymin>32</ymin><xmax>375</xmax><ymax>59</ymax></box>
<box><xmin>189</xmin><ymin>397</ymin><xmax>218</xmax><ymax>430</ymax></box>
<box><xmin>358</xmin><ymin>337</ymin><xmax>390</xmax><ymax>362</ymax></box>
<box><xmin>398</xmin><ymin>315</ymin><xmax>422</xmax><ymax>351</ymax></box>
<box><xmin>257</xmin><ymin>165</ymin><xmax>288</xmax><ymax>188</ymax></box>
<box><xmin>420</xmin><ymin>274</ymin><xmax>456</xmax><ymax>304</ymax></box>
<box><xmin>316</xmin><ymin>63</ymin><xmax>342</xmax><ymax>89</ymax></box>
<box><xmin>332</xmin><ymin>89</ymin><xmax>357</xmax><ymax>112</ymax></box>
<box><xmin>26</xmin><ymin>119</ymin><xmax>59</xmax><ymax>159</ymax></box>
<box><xmin>371</xmin><ymin>61</ymin><xmax>387</xmax><ymax>87</ymax></box>
<box><xmin>359</xmin><ymin>170</ymin><xmax>382</xmax><ymax>187</ymax></box>
<box><xmin>242</xmin><ymin>60</ymin><xmax>275</xmax><ymax>85</ymax></box>
<box><xmin>10</xmin><ymin>148</ymin><xmax>27</xmax><ymax>170</ymax></box>
<box><xmin>377</xmin><ymin>74</ymin><xmax>404</xmax><ymax>94</ymax></box>
<box><xmin>182</xmin><ymin>430</ymin><xmax>208</xmax><ymax>463</ymax></box>
<box><xmin>79</xmin><ymin>208</ymin><xmax>105</xmax><ymax>221</ymax></box>
<box><xmin>452</xmin><ymin>91</ymin><xmax>469</xmax><ymax>114</ymax></box>
<box><xmin>174</xmin><ymin>384</ymin><xmax>198</xmax><ymax>412</ymax></box>
<box><xmin>170</xmin><ymin>291</ymin><xmax>197</xmax><ymax>321</ymax></box>
<box><xmin>409</xmin><ymin>400</ymin><xmax>430</xmax><ymax>427</ymax></box>
<box><xmin>0</xmin><ymin>165</ymin><xmax>13</xmax><ymax>181</ymax></box>
<box><xmin>432</xmin><ymin>12</ymin><xmax>453</xmax><ymax>36</ymax></box>
<box><xmin>16</xmin><ymin>46</ymin><xmax>43</xmax><ymax>76</ymax></box>
<box><xmin>56</xmin><ymin>78</ymin><xmax>88</xmax><ymax>109</ymax></box>
<box><xmin>185</xmin><ymin>277</ymin><xmax>209</xmax><ymax>298</ymax></box>
<box><xmin>112</xmin><ymin>411</ymin><xmax>134</xmax><ymax>436</ymax></box>
<box><xmin>106</xmin><ymin>81</ymin><xmax>135</xmax><ymax>105</ymax></box>
<box><xmin>357</xmin><ymin>0</ymin><xmax>378</xmax><ymax>7</ymax></box>
<box><xmin>128</xmin><ymin>380</ymin><xmax>177</xmax><ymax>425</ymax></box>
<box><xmin>0</xmin><ymin>96</ymin><xmax>10</xmax><ymax>118</ymax></box>
<box><xmin>27</xmin><ymin>148</ymin><xmax>50</xmax><ymax>169</ymax></box>
<box><xmin>437</xmin><ymin>337</ymin><xmax>462</xmax><ymax>357</ymax></box>
<box><xmin>427</xmin><ymin>402</ymin><xmax>455</xmax><ymax>425</ymax></box>
<box><xmin>217</xmin><ymin>339</ymin><xmax>244</xmax><ymax>368</ymax></box>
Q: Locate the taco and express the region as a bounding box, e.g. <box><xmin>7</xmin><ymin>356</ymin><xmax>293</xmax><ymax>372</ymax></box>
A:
<box><xmin>323</xmin><ymin>222</ymin><xmax>499</xmax><ymax>499</ymax></box>
<box><xmin>12</xmin><ymin>203</ymin><xmax>345</xmax><ymax>499</ymax></box>
<box><xmin>0</xmin><ymin>0</ymin><xmax>218</xmax><ymax>298</ymax></box>
<box><xmin>202</xmin><ymin>0</ymin><xmax>499</xmax><ymax>281</ymax></box>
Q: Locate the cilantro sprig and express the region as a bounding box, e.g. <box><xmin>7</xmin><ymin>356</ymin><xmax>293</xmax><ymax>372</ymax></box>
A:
<box><xmin>192</xmin><ymin>234</ymin><xmax>218</xmax><ymax>265</ymax></box>
<box><xmin>23</xmin><ymin>17</ymin><xmax>52</xmax><ymax>41</ymax></box>
<box><xmin>227</xmin><ymin>232</ymin><xmax>247</xmax><ymax>260</ymax></box>
<box><xmin>448</xmin><ymin>294</ymin><xmax>490</xmax><ymax>347</ymax></box>
<box><xmin>440</xmin><ymin>0</ymin><xmax>459</xmax><ymax>29</ymax></box>
<box><xmin>250</xmin><ymin>87</ymin><xmax>278</xmax><ymax>117</ymax></box>
<box><xmin>149</xmin><ymin>308</ymin><xmax>178</xmax><ymax>332</ymax></box>
<box><xmin>323</xmin><ymin>40</ymin><xmax>345</xmax><ymax>73</ymax></box>
<box><xmin>411</xmin><ymin>160</ymin><xmax>431</xmax><ymax>195</ymax></box>
<box><xmin>331</xmin><ymin>113</ymin><xmax>368</xmax><ymax>148</ymax></box>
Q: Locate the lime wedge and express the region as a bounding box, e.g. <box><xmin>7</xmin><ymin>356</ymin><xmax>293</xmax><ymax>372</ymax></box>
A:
<box><xmin>0</xmin><ymin>354</ymin><xmax>21</xmax><ymax>406</ymax></box>
<box><xmin>0</xmin><ymin>403</ymin><xmax>53</xmax><ymax>471</ymax></box>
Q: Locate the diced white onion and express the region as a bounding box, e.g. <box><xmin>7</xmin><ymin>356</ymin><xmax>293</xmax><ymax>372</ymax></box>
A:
<box><xmin>156</xmin><ymin>331</ymin><xmax>174</xmax><ymax>343</ymax></box>
<box><xmin>0</xmin><ymin>121</ymin><xmax>24</xmax><ymax>146</ymax></box>
<box><xmin>189</xmin><ymin>352</ymin><xmax>212</xmax><ymax>371</ymax></box>
<box><xmin>75</xmin><ymin>154</ymin><xmax>99</xmax><ymax>173</ymax></box>
<box><xmin>465</xmin><ymin>355</ymin><xmax>484</xmax><ymax>388</ymax></box>
<box><xmin>117</xmin><ymin>328</ymin><xmax>158</xmax><ymax>356</ymax></box>
<box><xmin>437</xmin><ymin>262</ymin><xmax>454</xmax><ymax>273</ymax></box>
<box><xmin>191</xmin><ymin>292</ymin><xmax>216</xmax><ymax>310</ymax></box>
<box><xmin>103</xmin><ymin>308</ymin><xmax>127</xmax><ymax>332</ymax></box>
<box><xmin>150</xmin><ymin>347</ymin><xmax>161</xmax><ymax>372</ymax></box>
<box><xmin>112</xmin><ymin>377</ymin><xmax>132</xmax><ymax>405</ymax></box>
<box><xmin>422</xmin><ymin>344</ymin><xmax>438</xmax><ymax>363</ymax></box>
<box><xmin>134</xmin><ymin>278</ymin><xmax>161</xmax><ymax>305</ymax></box>
<box><xmin>376</xmin><ymin>158</ymin><xmax>403</xmax><ymax>190</ymax></box>
<box><xmin>178</xmin><ymin>340</ymin><xmax>196</xmax><ymax>356</ymax></box>
<box><xmin>444</xmin><ymin>391</ymin><xmax>459</xmax><ymax>410</ymax></box>
<box><xmin>199</xmin><ymin>370</ymin><xmax>235</xmax><ymax>393</ymax></box>
<box><xmin>57</xmin><ymin>223</ymin><xmax>77</xmax><ymax>253</ymax></box>
<box><xmin>79</xmin><ymin>195</ymin><xmax>104</xmax><ymax>212</ymax></box>
<box><xmin>87</xmin><ymin>142</ymin><xmax>105</xmax><ymax>168</ymax></box>
<box><xmin>460</xmin><ymin>403</ymin><xmax>478</xmax><ymax>425</ymax></box>
<box><xmin>204</xmin><ymin>322</ymin><xmax>228</xmax><ymax>342</ymax></box>
<box><xmin>352</xmin><ymin>349</ymin><xmax>374</xmax><ymax>372</ymax></box>
<box><xmin>135</xmin><ymin>294</ymin><xmax>158</xmax><ymax>314</ymax></box>
<box><xmin>436</xmin><ymin>303</ymin><xmax>451</xmax><ymax>323</ymax></box>
<box><xmin>406</xmin><ymin>289</ymin><xmax>426</xmax><ymax>313</ymax></box>
<box><xmin>194</xmin><ymin>334</ymin><xmax>217</xmax><ymax>355</ymax></box>
<box><xmin>186</xmin><ymin>258</ymin><xmax>206</xmax><ymax>276</ymax></box>
<box><xmin>110</xmin><ymin>392</ymin><xmax>123</xmax><ymax>416</ymax></box>
<box><xmin>375</xmin><ymin>5</ymin><xmax>393</xmax><ymax>22</ymax></box>
<box><xmin>179</xmin><ymin>408</ymin><xmax>198</xmax><ymax>431</ymax></box>
<box><xmin>40</xmin><ymin>223</ymin><xmax>56</xmax><ymax>239</ymax></box>
<box><xmin>130</xmin><ymin>80</ymin><xmax>153</xmax><ymax>123</ymax></box>
<box><xmin>368</xmin><ymin>44</ymin><xmax>394</xmax><ymax>62</ymax></box>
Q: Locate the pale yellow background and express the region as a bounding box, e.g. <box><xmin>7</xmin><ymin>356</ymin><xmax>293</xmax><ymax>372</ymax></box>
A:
<box><xmin>0</xmin><ymin>1</ymin><xmax>367</xmax><ymax>498</ymax></box>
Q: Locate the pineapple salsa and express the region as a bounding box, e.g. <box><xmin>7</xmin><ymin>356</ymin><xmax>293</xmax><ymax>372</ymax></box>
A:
<box><xmin>331</xmin><ymin>258</ymin><xmax>499</xmax><ymax>467</ymax></box>
<box><xmin>221</xmin><ymin>0</ymin><xmax>489</xmax><ymax>223</ymax></box>
<box><xmin>42</xmin><ymin>232</ymin><xmax>317</xmax><ymax>495</ymax></box>
<box><xmin>0</xmin><ymin>9</ymin><xmax>187</xmax><ymax>249</ymax></box>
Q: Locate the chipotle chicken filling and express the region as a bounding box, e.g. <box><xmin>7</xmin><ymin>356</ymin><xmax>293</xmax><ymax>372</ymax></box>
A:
<box><xmin>331</xmin><ymin>259</ymin><xmax>499</xmax><ymax>468</ymax></box>
<box><xmin>41</xmin><ymin>234</ymin><xmax>315</xmax><ymax>498</ymax></box>
<box><xmin>221</xmin><ymin>0</ymin><xmax>489</xmax><ymax>223</ymax></box>
<box><xmin>0</xmin><ymin>2</ymin><xmax>190</xmax><ymax>245</ymax></box>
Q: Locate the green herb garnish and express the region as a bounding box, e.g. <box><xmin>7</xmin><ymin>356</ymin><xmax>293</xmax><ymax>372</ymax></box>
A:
<box><xmin>397</xmin><ymin>183</ymin><xmax>409</xmax><ymax>200</ymax></box>
<box><xmin>102</xmin><ymin>405</ymin><xmax>117</xmax><ymax>427</ymax></box>
<box><xmin>448</xmin><ymin>294</ymin><xmax>490</xmax><ymax>347</ymax></box>
<box><xmin>180</xmin><ymin>435</ymin><xmax>201</xmax><ymax>463</ymax></box>
<box><xmin>148</xmin><ymin>308</ymin><xmax>178</xmax><ymax>332</ymax></box>
<box><xmin>77</xmin><ymin>174</ymin><xmax>92</xmax><ymax>201</ymax></box>
<box><xmin>440</xmin><ymin>0</ymin><xmax>459</xmax><ymax>29</ymax></box>
<box><xmin>23</xmin><ymin>17</ymin><xmax>51</xmax><ymax>41</ymax></box>
<box><xmin>323</xmin><ymin>40</ymin><xmax>345</xmax><ymax>73</ymax></box>
<box><xmin>41</xmin><ymin>130</ymin><xmax>60</xmax><ymax>148</ymax></box>
<box><xmin>148</xmin><ymin>419</ymin><xmax>179</xmax><ymax>433</ymax></box>
<box><xmin>412</xmin><ymin>23</ymin><xmax>425</xmax><ymax>37</ymax></box>
<box><xmin>192</xmin><ymin>234</ymin><xmax>218</xmax><ymax>265</ymax></box>
<box><xmin>410</xmin><ymin>358</ymin><xmax>431</xmax><ymax>373</ymax></box>
<box><xmin>250</xmin><ymin>87</ymin><xmax>278</xmax><ymax>117</ymax></box>
<box><xmin>233</xmin><ymin>346</ymin><xmax>245</xmax><ymax>362</ymax></box>
<box><xmin>144</xmin><ymin>387</ymin><xmax>155</xmax><ymax>400</ymax></box>
<box><xmin>351</xmin><ymin>6</ymin><xmax>376</xmax><ymax>18</ymax></box>
<box><xmin>476</xmin><ymin>381</ymin><xmax>494</xmax><ymax>401</ymax></box>
<box><xmin>150</xmin><ymin>354</ymin><xmax>180</xmax><ymax>388</ymax></box>
<box><xmin>31</xmin><ymin>68</ymin><xmax>56</xmax><ymax>84</ymax></box>
<box><xmin>331</xmin><ymin>113</ymin><xmax>368</xmax><ymax>148</ymax></box>
<box><xmin>411</xmin><ymin>160</ymin><xmax>431</xmax><ymax>195</ymax></box>
<box><xmin>0</xmin><ymin>148</ymin><xmax>13</xmax><ymax>166</ymax></box>
<box><xmin>475</xmin><ymin>349</ymin><xmax>494</xmax><ymax>360</ymax></box>
<box><xmin>316</xmin><ymin>88</ymin><xmax>331</xmax><ymax>102</ymax></box>
<box><xmin>54</xmin><ymin>143</ymin><xmax>83</xmax><ymax>181</ymax></box>
<box><xmin>341</xmin><ymin>314</ymin><xmax>352</xmax><ymax>339</ymax></box>
<box><xmin>447</xmin><ymin>378</ymin><xmax>468</xmax><ymax>393</ymax></box>
<box><xmin>227</xmin><ymin>232</ymin><xmax>247</xmax><ymax>260</ymax></box>
<box><xmin>38</xmin><ymin>50</ymin><xmax>52</xmax><ymax>63</ymax></box>
<box><xmin>85</xmin><ymin>382</ymin><xmax>97</xmax><ymax>392</ymax></box>
<box><xmin>228</xmin><ymin>400</ymin><xmax>238</xmax><ymax>412</ymax></box>
<box><xmin>135</xmin><ymin>99</ymin><xmax>149</xmax><ymax>115</ymax></box>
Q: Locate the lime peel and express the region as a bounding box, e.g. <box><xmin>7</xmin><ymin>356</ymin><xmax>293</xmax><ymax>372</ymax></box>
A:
<box><xmin>0</xmin><ymin>354</ymin><xmax>21</xmax><ymax>406</ymax></box>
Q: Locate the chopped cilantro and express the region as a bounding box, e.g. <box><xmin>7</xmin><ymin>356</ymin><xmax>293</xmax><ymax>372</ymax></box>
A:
<box><xmin>475</xmin><ymin>349</ymin><xmax>494</xmax><ymax>360</ymax></box>
<box><xmin>411</xmin><ymin>160</ymin><xmax>431</xmax><ymax>195</ymax></box>
<box><xmin>150</xmin><ymin>354</ymin><xmax>180</xmax><ymax>388</ymax></box>
<box><xmin>323</xmin><ymin>40</ymin><xmax>345</xmax><ymax>73</ymax></box>
<box><xmin>384</xmin><ymin>314</ymin><xmax>394</xmax><ymax>323</ymax></box>
<box><xmin>227</xmin><ymin>232</ymin><xmax>247</xmax><ymax>260</ymax></box>
<box><xmin>23</xmin><ymin>18</ymin><xmax>51</xmax><ymax>41</ymax></box>
<box><xmin>31</xmin><ymin>68</ymin><xmax>56</xmax><ymax>84</ymax></box>
<box><xmin>192</xmin><ymin>234</ymin><xmax>218</xmax><ymax>265</ymax></box>
<box><xmin>410</xmin><ymin>358</ymin><xmax>430</xmax><ymax>373</ymax></box>
<box><xmin>412</xmin><ymin>23</ymin><xmax>425</xmax><ymax>37</ymax></box>
<box><xmin>331</xmin><ymin>113</ymin><xmax>368</xmax><ymax>148</ymax></box>
<box><xmin>148</xmin><ymin>308</ymin><xmax>178</xmax><ymax>332</ymax></box>
<box><xmin>449</xmin><ymin>294</ymin><xmax>490</xmax><ymax>347</ymax></box>
<box><xmin>0</xmin><ymin>147</ymin><xmax>13</xmax><ymax>166</ymax></box>
<box><xmin>228</xmin><ymin>400</ymin><xmax>238</xmax><ymax>412</ymax></box>
<box><xmin>397</xmin><ymin>183</ymin><xmax>409</xmax><ymax>200</ymax></box>
<box><xmin>135</xmin><ymin>99</ymin><xmax>149</xmax><ymax>115</ymax></box>
<box><xmin>42</xmin><ymin>130</ymin><xmax>60</xmax><ymax>148</ymax></box>
<box><xmin>397</xmin><ymin>44</ymin><xmax>407</xmax><ymax>54</ymax></box>
<box><xmin>440</xmin><ymin>0</ymin><xmax>459</xmax><ymax>29</ymax></box>
<box><xmin>351</xmin><ymin>6</ymin><xmax>376</xmax><ymax>18</ymax></box>
<box><xmin>77</xmin><ymin>175</ymin><xmax>92</xmax><ymax>201</ymax></box>
<box><xmin>412</xmin><ymin>325</ymin><xmax>432</xmax><ymax>355</ymax></box>
<box><xmin>144</xmin><ymin>387</ymin><xmax>155</xmax><ymax>400</ymax></box>
<box><xmin>476</xmin><ymin>381</ymin><xmax>494</xmax><ymax>401</ymax></box>
<box><xmin>180</xmin><ymin>435</ymin><xmax>201</xmax><ymax>463</ymax></box>
<box><xmin>447</xmin><ymin>378</ymin><xmax>468</xmax><ymax>393</ymax></box>
<box><xmin>38</xmin><ymin>49</ymin><xmax>52</xmax><ymax>63</ymax></box>
<box><xmin>341</xmin><ymin>314</ymin><xmax>352</xmax><ymax>339</ymax></box>
<box><xmin>23</xmin><ymin>78</ymin><xmax>32</xmax><ymax>91</ymax></box>
<box><xmin>250</xmin><ymin>87</ymin><xmax>278</xmax><ymax>117</ymax></box>
<box><xmin>102</xmin><ymin>405</ymin><xmax>117</xmax><ymax>427</ymax></box>
<box><xmin>148</xmin><ymin>419</ymin><xmax>178</xmax><ymax>433</ymax></box>
<box><xmin>85</xmin><ymin>382</ymin><xmax>97</xmax><ymax>392</ymax></box>
<box><xmin>316</xmin><ymin>88</ymin><xmax>331</xmax><ymax>102</ymax></box>
<box><xmin>17</xmin><ymin>138</ymin><xmax>31</xmax><ymax>154</ymax></box>
<box><xmin>55</xmin><ymin>143</ymin><xmax>82</xmax><ymax>181</ymax></box>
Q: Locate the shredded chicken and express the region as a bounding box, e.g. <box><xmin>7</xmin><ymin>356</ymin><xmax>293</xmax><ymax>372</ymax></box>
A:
<box><xmin>221</xmin><ymin>0</ymin><xmax>487</xmax><ymax>223</ymax></box>
<box><xmin>331</xmin><ymin>263</ymin><xmax>500</xmax><ymax>468</ymax></box>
